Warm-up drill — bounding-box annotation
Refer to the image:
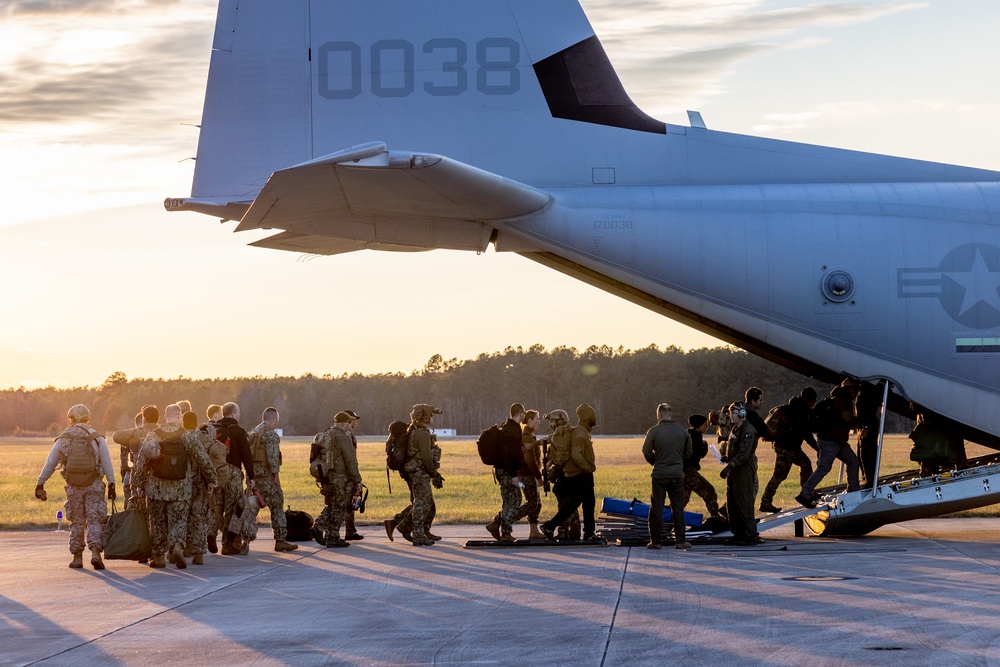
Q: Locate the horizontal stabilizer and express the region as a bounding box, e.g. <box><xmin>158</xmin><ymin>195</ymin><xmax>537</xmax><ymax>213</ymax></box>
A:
<box><xmin>249</xmin><ymin>231</ymin><xmax>428</xmax><ymax>256</ymax></box>
<box><xmin>235</xmin><ymin>143</ymin><xmax>551</xmax><ymax>253</ymax></box>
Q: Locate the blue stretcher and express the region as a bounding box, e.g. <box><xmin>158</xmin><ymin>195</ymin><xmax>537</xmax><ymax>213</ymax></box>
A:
<box><xmin>601</xmin><ymin>497</ymin><xmax>704</xmax><ymax>529</ymax></box>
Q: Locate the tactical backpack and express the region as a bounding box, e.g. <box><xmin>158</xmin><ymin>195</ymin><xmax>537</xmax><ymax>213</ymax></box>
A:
<box><xmin>250</xmin><ymin>429</ymin><xmax>268</xmax><ymax>467</ymax></box>
<box><xmin>63</xmin><ymin>427</ymin><xmax>102</xmax><ymax>487</ymax></box>
<box><xmin>285</xmin><ymin>506</ymin><xmax>314</xmax><ymax>542</ymax></box>
<box><xmin>476</xmin><ymin>424</ymin><xmax>503</xmax><ymax>466</ymax></box>
<box><xmin>764</xmin><ymin>404</ymin><xmax>793</xmax><ymax>439</ymax></box>
<box><xmin>200</xmin><ymin>424</ymin><xmax>229</xmax><ymax>476</ymax></box>
<box><xmin>153</xmin><ymin>430</ymin><xmax>189</xmax><ymax>480</ymax></box>
<box><xmin>309</xmin><ymin>430</ymin><xmax>331</xmax><ymax>481</ymax></box>
<box><xmin>385</xmin><ymin>420</ymin><xmax>411</xmax><ymax>471</ymax></box>
<box><xmin>547</xmin><ymin>424</ymin><xmax>574</xmax><ymax>469</ymax></box>
<box><xmin>214</xmin><ymin>422</ymin><xmax>232</xmax><ymax>449</ymax></box>
<box><xmin>810</xmin><ymin>398</ymin><xmax>835</xmax><ymax>435</ymax></box>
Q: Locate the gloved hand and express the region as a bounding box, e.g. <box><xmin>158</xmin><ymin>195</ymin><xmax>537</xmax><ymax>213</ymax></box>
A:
<box><xmin>432</xmin><ymin>473</ymin><xmax>444</xmax><ymax>489</ymax></box>
<box><xmin>247</xmin><ymin>478</ymin><xmax>256</xmax><ymax>490</ymax></box>
<box><xmin>107</xmin><ymin>483</ymin><xmax>116</xmax><ymax>501</ymax></box>
<box><xmin>720</xmin><ymin>465</ymin><xmax>732</xmax><ymax>480</ymax></box>
<box><xmin>34</xmin><ymin>484</ymin><xmax>47</xmax><ymax>501</ymax></box>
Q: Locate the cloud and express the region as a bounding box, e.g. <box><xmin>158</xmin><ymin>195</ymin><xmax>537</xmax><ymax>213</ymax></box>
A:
<box><xmin>2</xmin><ymin>0</ymin><xmax>183</xmax><ymax>17</ymax></box>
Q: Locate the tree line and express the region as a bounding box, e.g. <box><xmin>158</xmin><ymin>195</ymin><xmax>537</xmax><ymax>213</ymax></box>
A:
<box><xmin>0</xmin><ymin>345</ymin><xmax>916</xmax><ymax>437</ymax></box>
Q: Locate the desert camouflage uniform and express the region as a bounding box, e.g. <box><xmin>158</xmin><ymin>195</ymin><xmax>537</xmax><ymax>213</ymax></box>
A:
<box><xmin>183</xmin><ymin>429</ymin><xmax>219</xmax><ymax>555</ymax></box>
<box><xmin>313</xmin><ymin>427</ymin><xmax>361</xmax><ymax>541</ymax></box>
<box><xmin>37</xmin><ymin>423</ymin><xmax>115</xmax><ymax>554</ymax></box>
<box><xmin>133</xmin><ymin>425</ymin><xmax>215</xmax><ymax>556</ymax></box>
<box><xmin>396</xmin><ymin>435</ymin><xmax>440</xmax><ymax>536</ymax></box>
<box><xmin>250</xmin><ymin>422</ymin><xmax>288</xmax><ymax>541</ymax></box>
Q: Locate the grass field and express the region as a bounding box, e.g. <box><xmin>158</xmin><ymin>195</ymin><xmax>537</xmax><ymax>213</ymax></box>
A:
<box><xmin>2</xmin><ymin>435</ymin><xmax>997</xmax><ymax>530</ymax></box>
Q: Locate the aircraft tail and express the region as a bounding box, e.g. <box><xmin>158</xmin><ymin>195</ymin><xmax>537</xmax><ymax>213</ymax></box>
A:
<box><xmin>190</xmin><ymin>0</ymin><xmax>664</xmax><ymax>202</ymax></box>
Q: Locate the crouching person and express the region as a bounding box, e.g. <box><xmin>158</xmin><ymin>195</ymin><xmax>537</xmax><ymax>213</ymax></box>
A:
<box><xmin>35</xmin><ymin>404</ymin><xmax>116</xmax><ymax>569</ymax></box>
<box><xmin>134</xmin><ymin>404</ymin><xmax>215</xmax><ymax>569</ymax></box>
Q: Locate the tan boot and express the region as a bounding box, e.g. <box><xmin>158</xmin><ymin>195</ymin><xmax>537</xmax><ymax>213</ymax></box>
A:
<box><xmin>528</xmin><ymin>523</ymin><xmax>545</xmax><ymax>540</ymax></box>
<box><xmin>485</xmin><ymin>519</ymin><xmax>501</xmax><ymax>541</ymax></box>
<box><xmin>426</xmin><ymin>530</ymin><xmax>442</xmax><ymax>541</ymax></box>
<box><xmin>192</xmin><ymin>553</ymin><xmax>204</xmax><ymax>565</ymax></box>
<box><xmin>384</xmin><ymin>519</ymin><xmax>396</xmax><ymax>541</ymax></box>
<box><xmin>151</xmin><ymin>553</ymin><xmax>167</xmax><ymax>568</ymax></box>
<box><xmin>91</xmin><ymin>549</ymin><xmax>105</xmax><ymax>570</ymax></box>
<box><xmin>69</xmin><ymin>551</ymin><xmax>83</xmax><ymax>569</ymax></box>
<box><xmin>274</xmin><ymin>539</ymin><xmax>299</xmax><ymax>552</ymax></box>
<box><xmin>169</xmin><ymin>545</ymin><xmax>187</xmax><ymax>569</ymax></box>
<box><xmin>499</xmin><ymin>533</ymin><xmax>516</xmax><ymax>544</ymax></box>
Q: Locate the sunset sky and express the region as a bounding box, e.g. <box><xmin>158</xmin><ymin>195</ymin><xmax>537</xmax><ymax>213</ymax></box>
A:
<box><xmin>1</xmin><ymin>0</ymin><xmax>999</xmax><ymax>389</ymax></box>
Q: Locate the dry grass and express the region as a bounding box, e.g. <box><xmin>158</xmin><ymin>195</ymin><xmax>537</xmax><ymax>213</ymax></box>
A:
<box><xmin>2</xmin><ymin>434</ymin><xmax>997</xmax><ymax>529</ymax></box>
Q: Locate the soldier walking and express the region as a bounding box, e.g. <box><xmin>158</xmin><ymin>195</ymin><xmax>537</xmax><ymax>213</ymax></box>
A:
<box><xmin>312</xmin><ymin>412</ymin><xmax>362</xmax><ymax>547</ymax></box>
<box><xmin>217</xmin><ymin>402</ymin><xmax>255</xmax><ymax>555</ymax></box>
<box><xmin>485</xmin><ymin>403</ymin><xmax>526</xmax><ymax>542</ymax></box>
<box><xmin>683</xmin><ymin>415</ymin><xmax>721</xmax><ymax>519</ymax></box>
<box><xmin>112</xmin><ymin>404</ymin><xmax>158</xmax><ymax>509</ymax></box>
<box><xmin>510</xmin><ymin>410</ymin><xmax>545</xmax><ymax>540</ymax></box>
<box><xmin>402</xmin><ymin>404</ymin><xmax>443</xmax><ymax>546</ymax></box>
<box><xmin>250</xmin><ymin>407</ymin><xmax>298</xmax><ymax>552</ymax></box>
<box><xmin>541</xmin><ymin>404</ymin><xmax>599</xmax><ymax>542</ymax></box>
<box><xmin>759</xmin><ymin>388</ymin><xmax>817</xmax><ymax>513</ymax></box>
<box><xmin>343</xmin><ymin>410</ymin><xmax>365</xmax><ymax>541</ymax></box>
<box><xmin>35</xmin><ymin>404</ymin><xmax>116</xmax><ymax>569</ymax></box>
<box><xmin>182</xmin><ymin>411</ymin><xmax>220</xmax><ymax>564</ymax></box>
<box><xmin>543</xmin><ymin>409</ymin><xmax>581</xmax><ymax>540</ymax></box>
<box><xmin>133</xmin><ymin>404</ymin><xmax>216</xmax><ymax>568</ymax></box>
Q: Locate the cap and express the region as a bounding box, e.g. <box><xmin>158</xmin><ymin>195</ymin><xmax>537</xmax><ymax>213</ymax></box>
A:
<box><xmin>576</xmin><ymin>403</ymin><xmax>596</xmax><ymax>421</ymax></box>
<box><xmin>67</xmin><ymin>404</ymin><xmax>90</xmax><ymax>421</ymax></box>
<box><xmin>334</xmin><ymin>411</ymin><xmax>353</xmax><ymax>423</ymax></box>
<box><xmin>544</xmin><ymin>409</ymin><xmax>569</xmax><ymax>423</ymax></box>
<box><xmin>345</xmin><ymin>410</ymin><xmax>360</xmax><ymax>420</ymax></box>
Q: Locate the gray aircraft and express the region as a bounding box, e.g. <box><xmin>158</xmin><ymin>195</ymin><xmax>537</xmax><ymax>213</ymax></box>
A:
<box><xmin>167</xmin><ymin>0</ymin><xmax>1000</xmax><ymax>536</ymax></box>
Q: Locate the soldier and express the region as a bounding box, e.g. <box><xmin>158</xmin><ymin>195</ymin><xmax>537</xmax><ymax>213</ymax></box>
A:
<box><xmin>112</xmin><ymin>405</ymin><xmax>158</xmax><ymax>509</ymax></box>
<box><xmin>250</xmin><ymin>407</ymin><xmax>298</xmax><ymax>552</ymax></box>
<box><xmin>719</xmin><ymin>402</ymin><xmax>761</xmax><ymax>546</ymax></box>
<box><xmin>796</xmin><ymin>386</ymin><xmax>860</xmax><ymax>508</ymax></box>
<box><xmin>485</xmin><ymin>403</ymin><xmax>526</xmax><ymax>543</ymax></box>
<box><xmin>541</xmin><ymin>404</ymin><xmax>599</xmax><ymax>542</ymax></box>
<box><xmin>217</xmin><ymin>402</ymin><xmax>255</xmax><ymax>555</ymax></box>
<box><xmin>203</xmin><ymin>404</ymin><xmax>231</xmax><ymax>554</ymax></box>
<box><xmin>683</xmin><ymin>414</ymin><xmax>721</xmax><ymax>519</ymax></box>
<box><xmin>34</xmin><ymin>404</ymin><xmax>116</xmax><ymax>569</ymax></box>
<box><xmin>181</xmin><ymin>411</ymin><xmax>219</xmax><ymax>564</ymax></box>
<box><xmin>642</xmin><ymin>403</ymin><xmax>693</xmax><ymax>549</ymax></box>
<box><xmin>510</xmin><ymin>410</ymin><xmax>545</xmax><ymax>540</ymax></box>
<box><xmin>312</xmin><ymin>412</ymin><xmax>362</xmax><ymax>547</ymax></box>
<box><xmin>759</xmin><ymin>388</ymin><xmax>818</xmax><ymax>513</ymax></box>
<box><xmin>854</xmin><ymin>380</ymin><xmax>884</xmax><ymax>488</ymax></box>
<box><xmin>133</xmin><ymin>404</ymin><xmax>216</xmax><ymax>568</ymax></box>
<box><xmin>206</xmin><ymin>404</ymin><xmax>223</xmax><ymax>423</ymax></box>
<box><xmin>543</xmin><ymin>409</ymin><xmax>581</xmax><ymax>540</ymax></box>
<box><xmin>343</xmin><ymin>409</ymin><xmax>364</xmax><ymax>541</ymax></box>
<box><xmin>402</xmin><ymin>404</ymin><xmax>443</xmax><ymax>546</ymax></box>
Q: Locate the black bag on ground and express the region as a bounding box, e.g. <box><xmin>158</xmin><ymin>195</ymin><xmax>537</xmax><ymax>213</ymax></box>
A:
<box><xmin>104</xmin><ymin>503</ymin><xmax>152</xmax><ymax>560</ymax></box>
<box><xmin>285</xmin><ymin>506</ymin><xmax>314</xmax><ymax>542</ymax></box>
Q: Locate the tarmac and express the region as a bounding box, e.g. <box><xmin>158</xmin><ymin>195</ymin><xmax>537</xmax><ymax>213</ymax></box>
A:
<box><xmin>3</xmin><ymin>518</ymin><xmax>1000</xmax><ymax>666</ymax></box>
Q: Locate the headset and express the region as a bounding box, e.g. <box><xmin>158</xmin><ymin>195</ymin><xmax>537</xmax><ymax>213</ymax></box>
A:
<box><xmin>731</xmin><ymin>402</ymin><xmax>747</xmax><ymax>419</ymax></box>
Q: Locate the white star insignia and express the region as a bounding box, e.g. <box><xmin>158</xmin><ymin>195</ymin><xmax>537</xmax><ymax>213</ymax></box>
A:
<box><xmin>943</xmin><ymin>247</ymin><xmax>1000</xmax><ymax>316</ymax></box>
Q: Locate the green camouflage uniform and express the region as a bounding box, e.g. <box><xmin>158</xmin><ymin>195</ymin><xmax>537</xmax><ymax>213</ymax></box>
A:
<box><xmin>37</xmin><ymin>424</ymin><xmax>115</xmax><ymax>554</ymax></box>
<box><xmin>134</xmin><ymin>425</ymin><xmax>215</xmax><ymax>557</ymax></box>
<box><xmin>183</xmin><ymin>429</ymin><xmax>219</xmax><ymax>555</ymax></box>
<box><xmin>202</xmin><ymin>425</ymin><xmax>237</xmax><ymax>544</ymax></box>
<box><xmin>396</xmin><ymin>434</ymin><xmax>440</xmax><ymax>536</ymax></box>
<box><xmin>511</xmin><ymin>425</ymin><xmax>542</xmax><ymax>524</ymax></box>
<box><xmin>313</xmin><ymin>427</ymin><xmax>361</xmax><ymax>541</ymax></box>
<box><xmin>112</xmin><ymin>423</ymin><xmax>156</xmax><ymax>508</ymax></box>
<box><xmin>404</xmin><ymin>423</ymin><xmax>438</xmax><ymax>544</ymax></box>
<box><xmin>250</xmin><ymin>422</ymin><xmax>288</xmax><ymax>541</ymax></box>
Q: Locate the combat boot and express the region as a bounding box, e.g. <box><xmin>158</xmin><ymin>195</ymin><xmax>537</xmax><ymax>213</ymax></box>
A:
<box><xmin>425</xmin><ymin>530</ymin><xmax>442</xmax><ymax>541</ymax></box>
<box><xmin>239</xmin><ymin>541</ymin><xmax>249</xmax><ymax>555</ymax></box>
<box><xmin>169</xmin><ymin>545</ymin><xmax>188</xmax><ymax>569</ymax></box>
<box><xmin>758</xmin><ymin>502</ymin><xmax>782</xmax><ymax>513</ymax></box>
<box><xmin>312</xmin><ymin>527</ymin><xmax>327</xmax><ymax>547</ymax></box>
<box><xmin>411</xmin><ymin>536</ymin><xmax>434</xmax><ymax>546</ymax></box>
<box><xmin>499</xmin><ymin>533</ymin><xmax>516</xmax><ymax>544</ymax></box>
<box><xmin>485</xmin><ymin>519</ymin><xmax>501</xmax><ymax>541</ymax></box>
<box><xmin>345</xmin><ymin>532</ymin><xmax>364</xmax><ymax>541</ymax></box>
<box><xmin>675</xmin><ymin>542</ymin><xmax>692</xmax><ymax>550</ymax></box>
<box><xmin>69</xmin><ymin>551</ymin><xmax>84</xmax><ymax>569</ymax></box>
<box><xmin>528</xmin><ymin>523</ymin><xmax>545</xmax><ymax>540</ymax></box>
<box><xmin>91</xmin><ymin>549</ymin><xmax>105</xmax><ymax>570</ymax></box>
<box><xmin>150</xmin><ymin>553</ymin><xmax>167</xmax><ymax>568</ymax></box>
<box><xmin>383</xmin><ymin>519</ymin><xmax>397</xmax><ymax>541</ymax></box>
<box><xmin>325</xmin><ymin>536</ymin><xmax>350</xmax><ymax>548</ymax></box>
<box><xmin>274</xmin><ymin>539</ymin><xmax>299</xmax><ymax>552</ymax></box>
<box><xmin>207</xmin><ymin>533</ymin><xmax>218</xmax><ymax>554</ymax></box>
<box><xmin>192</xmin><ymin>553</ymin><xmax>204</xmax><ymax>565</ymax></box>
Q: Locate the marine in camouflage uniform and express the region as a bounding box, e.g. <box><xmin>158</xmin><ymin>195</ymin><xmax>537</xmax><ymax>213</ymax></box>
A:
<box><xmin>486</xmin><ymin>404</ymin><xmax>526</xmax><ymax>542</ymax></box>
<box><xmin>682</xmin><ymin>415</ymin><xmax>721</xmax><ymax>518</ymax></box>
<box><xmin>250</xmin><ymin>408</ymin><xmax>297</xmax><ymax>551</ymax></box>
<box><xmin>542</xmin><ymin>410</ymin><xmax>581</xmax><ymax>541</ymax></box>
<box><xmin>181</xmin><ymin>412</ymin><xmax>219</xmax><ymax>563</ymax></box>
<box><xmin>313</xmin><ymin>413</ymin><xmax>362</xmax><ymax>548</ymax></box>
<box><xmin>133</xmin><ymin>406</ymin><xmax>216</xmax><ymax>569</ymax></box>
<box><xmin>759</xmin><ymin>391</ymin><xmax>817</xmax><ymax>512</ymax></box>
<box><xmin>404</xmin><ymin>404</ymin><xmax>442</xmax><ymax>546</ymax></box>
<box><xmin>35</xmin><ymin>404</ymin><xmax>116</xmax><ymax>569</ymax></box>
<box><xmin>511</xmin><ymin>411</ymin><xmax>544</xmax><ymax>539</ymax></box>
<box><xmin>112</xmin><ymin>405</ymin><xmax>159</xmax><ymax>509</ymax></box>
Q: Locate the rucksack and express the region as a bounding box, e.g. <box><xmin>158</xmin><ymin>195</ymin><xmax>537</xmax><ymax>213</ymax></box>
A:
<box><xmin>285</xmin><ymin>506</ymin><xmax>314</xmax><ymax>542</ymax></box>
<box><xmin>309</xmin><ymin>430</ymin><xmax>333</xmax><ymax>481</ymax></box>
<box><xmin>764</xmin><ymin>404</ymin><xmax>793</xmax><ymax>439</ymax></box>
<box><xmin>63</xmin><ymin>427</ymin><xmax>101</xmax><ymax>487</ymax></box>
<box><xmin>385</xmin><ymin>420</ymin><xmax>411</xmax><ymax>471</ymax></box>
<box><xmin>476</xmin><ymin>424</ymin><xmax>503</xmax><ymax>466</ymax></box>
<box><xmin>547</xmin><ymin>424</ymin><xmax>574</xmax><ymax>468</ymax></box>
<box><xmin>153</xmin><ymin>430</ymin><xmax>189</xmax><ymax>480</ymax></box>
<box><xmin>250</xmin><ymin>429</ymin><xmax>268</xmax><ymax>467</ymax></box>
<box><xmin>214</xmin><ymin>422</ymin><xmax>231</xmax><ymax>449</ymax></box>
<box><xmin>810</xmin><ymin>398</ymin><xmax>835</xmax><ymax>435</ymax></box>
